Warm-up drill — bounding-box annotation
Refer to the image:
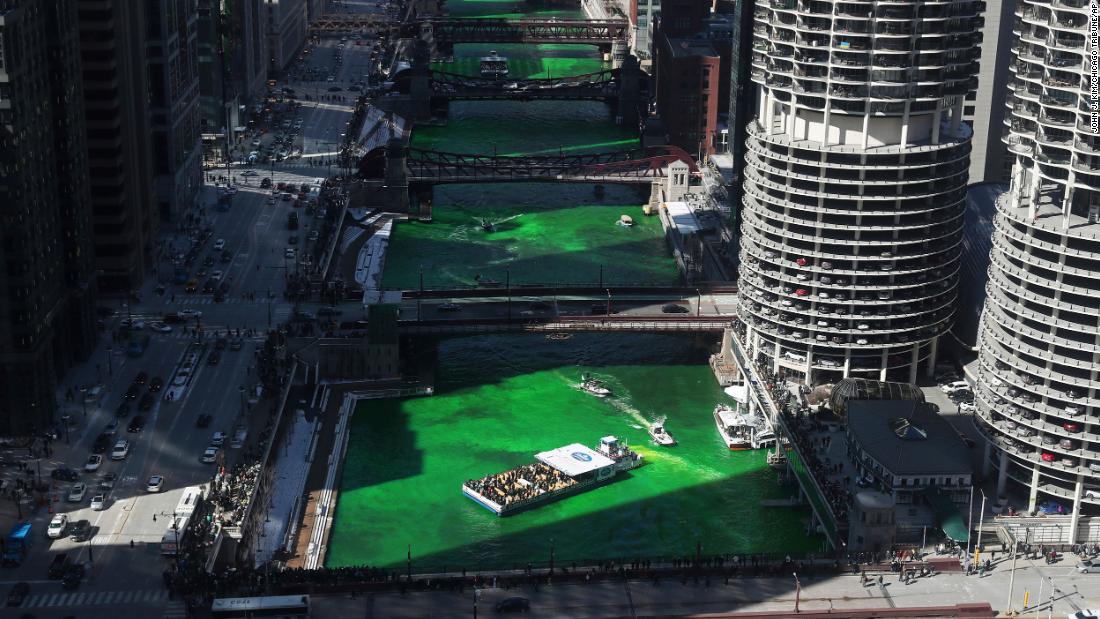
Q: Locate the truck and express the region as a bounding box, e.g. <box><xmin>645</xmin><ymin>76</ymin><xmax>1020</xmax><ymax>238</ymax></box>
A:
<box><xmin>2</xmin><ymin>521</ymin><xmax>33</xmax><ymax>566</ymax></box>
<box><xmin>287</xmin><ymin>211</ymin><xmax>299</xmax><ymax>230</ymax></box>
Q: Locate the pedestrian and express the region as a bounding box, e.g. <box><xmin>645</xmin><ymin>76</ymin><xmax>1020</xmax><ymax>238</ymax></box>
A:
<box><xmin>153</xmin><ymin>513</ymin><xmax>157</xmax><ymax>522</ymax></box>
<box><xmin>131</xmin><ymin>539</ymin><xmax>135</xmax><ymax>548</ymax></box>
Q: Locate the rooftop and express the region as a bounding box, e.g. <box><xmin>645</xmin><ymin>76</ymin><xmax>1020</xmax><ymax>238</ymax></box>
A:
<box><xmin>535</xmin><ymin>443</ymin><xmax>615</xmax><ymax>477</ymax></box>
<box><xmin>846</xmin><ymin>400</ymin><xmax>971</xmax><ymax>477</ymax></box>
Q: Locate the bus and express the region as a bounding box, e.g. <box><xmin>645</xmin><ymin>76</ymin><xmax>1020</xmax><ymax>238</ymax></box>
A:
<box><xmin>1</xmin><ymin>522</ymin><xmax>33</xmax><ymax>566</ymax></box>
<box><xmin>160</xmin><ymin>514</ymin><xmax>189</xmax><ymax>556</ymax></box>
<box><xmin>211</xmin><ymin>595</ymin><xmax>310</xmax><ymax>618</ymax></box>
<box><xmin>174</xmin><ymin>486</ymin><xmax>203</xmax><ymax>517</ymax></box>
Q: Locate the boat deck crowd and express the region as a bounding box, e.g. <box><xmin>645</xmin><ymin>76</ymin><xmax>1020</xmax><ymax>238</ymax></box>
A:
<box><xmin>466</xmin><ymin>463</ymin><xmax>575</xmax><ymax>507</ymax></box>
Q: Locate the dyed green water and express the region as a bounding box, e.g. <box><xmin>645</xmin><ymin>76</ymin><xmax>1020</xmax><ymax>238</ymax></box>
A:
<box><xmin>327</xmin><ymin>334</ymin><xmax>821</xmax><ymax>570</ymax></box>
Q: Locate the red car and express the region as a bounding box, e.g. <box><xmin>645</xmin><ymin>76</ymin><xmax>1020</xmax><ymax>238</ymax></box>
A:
<box><xmin>796</xmin><ymin>258</ymin><xmax>808</xmax><ymax>266</ymax></box>
<box><xmin>795</xmin><ymin>289</ymin><xmax>809</xmax><ymax>296</ymax></box>
<box><xmin>1063</xmin><ymin>422</ymin><xmax>1081</xmax><ymax>433</ymax></box>
<box><xmin>1041</xmin><ymin>452</ymin><xmax>1055</xmax><ymax>462</ymax></box>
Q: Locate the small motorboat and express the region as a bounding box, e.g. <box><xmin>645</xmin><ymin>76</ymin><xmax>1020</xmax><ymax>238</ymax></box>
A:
<box><xmin>766</xmin><ymin>450</ymin><xmax>787</xmax><ymax>469</ymax></box>
<box><xmin>480</xmin><ymin>218</ymin><xmax>495</xmax><ymax>232</ymax></box>
<box><xmin>649</xmin><ymin>423</ymin><xmax>676</xmax><ymax>446</ymax></box>
<box><xmin>618</xmin><ymin>214</ymin><xmax>634</xmax><ymax>227</ymax></box>
<box><xmin>579</xmin><ymin>374</ymin><xmax>611</xmax><ymax>397</ymax></box>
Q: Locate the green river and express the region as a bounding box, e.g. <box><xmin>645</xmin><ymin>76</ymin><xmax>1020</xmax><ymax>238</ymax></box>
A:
<box><xmin>327</xmin><ymin>0</ymin><xmax>820</xmax><ymax>570</ymax></box>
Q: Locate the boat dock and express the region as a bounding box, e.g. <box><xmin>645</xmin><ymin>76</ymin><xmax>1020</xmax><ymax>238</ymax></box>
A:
<box><xmin>463</xmin><ymin>438</ymin><xmax>641</xmax><ymax>516</ymax></box>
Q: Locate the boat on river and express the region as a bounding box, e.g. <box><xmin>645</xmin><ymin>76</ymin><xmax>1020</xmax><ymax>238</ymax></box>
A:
<box><xmin>714</xmin><ymin>404</ymin><xmax>754</xmax><ymax>450</ymax></box>
<box><xmin>648</xmin><ymin>423</ymin><xmax>676</xmax><ymax>446</ymax></box>
<box><xmin>579</xmin><ymin>374</ymin><xmax>611</xmax><ymax>397</ymax></box>
<box><xmin>618</xmin><ymin>214</ymin><xmax>634</xmax><ymax>227</ymax></box>
<box><xmin>462</xmin><ymin>436</ymin><xmax>642</xmax><ymax>516</ymax></box>
<box><xmin>545</xmin><ymin>333</ymin><xmax>572</xmax><ymax>341</ymax></box>
<box><xmin>479</xmin><ymin>51</ymin><xmax>509</xmax><ymax>79</ymax></box>
<box><xmin>766</xmin><ymin>449</ymin><xmax>787</xmax><ymax>469</ymax></box>
<box><xmin>480</xmin><ymin>218</ymin><xmax>495</xmax><ymax>232</ymax></box>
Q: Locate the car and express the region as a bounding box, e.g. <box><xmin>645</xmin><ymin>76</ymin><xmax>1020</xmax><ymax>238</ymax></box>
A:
<box><xmin>115</xmin><ymin>401</ymin><xmax>131</xmax><ymax>418</ymax></box>
<box><xmin>146</xmin><ymin>475</ymin><xmax>164</xmax><ymax>493</ymax></box>
<box><xmin>661</xmin><ymin>303</ymin><xmax>690</xmax><ymax>313</ymax></box>
<box><xmin>494</xmin><ymin>596</ymin><xmax>530</xmax><ymax>613</ymax></box>
<box><xmin>84</xmin><ymin>454</ymin><xmax>102</xmax><ymax>472</ymax></box>
<box><xmin>67</xmin><ymin>482</ymin><xmax>87</xmax><ymax>502</ymax></box>
<box><xmin>47</xmin><ymin>514</ymin><xmax>69</xmax><ymax>539</ymax></box>
<box><xmin>149</xmin><ymin>376</ymin><xmax>164</xmax><ymax>392</ymax></box>
<box><xmin>216</xmin><ymin>337</ymin><xmax>228</xmax><ymax>350</ymax></box>
<box><xmin>211</xmin><ymin>269</ymin><xmax>224</xmax><ymax>281</ymax></box>
<box><xmin>48</xmin><ymin>552</ymin><xmax>72</xmax><ymax>579</ymax></box>
<box><xmin>119</xmin><ymin>318</ymin><xmax>145</xmax><ymax>330</ymax></box>
<box><xmin>1076</xmin><ymin>560</ymin><xmax>1100</xmax><ymax>574</ymax></box>
<box><xmin>124</xmin><ymin>385</ymin><xmax>139</xmax><ymax>400</ymax></box>
<box><xmin>68</xmin><ymin>519</ymin><xmax>91</xmax><ymax>542</ymax></box>
<box><xmin>110</xmin><ymin>439</ymin><xmax>130</xmax><ymax>461</ymax></box>
<box><xmin>211</xmin><ymin>431</ymin><xmax>226</xmax><ymax>446</ymax></box>
<box><xmin>177</xmin><ymin>309</ymin><xmax>202</xmax><ymax>320</ymax></box>
<box><xmin>90</xmin><ymin>494</ymin><xmax>106</xmax><ymax>511</ymax></box>
<box><xmin>260</xmin><ymin>177</ymin><xmax>272</xmax><ymax>188</ymax></box>
<box><xmin>92</xmin><ymin>433</ymin><xmax>111</xmax><ymax>454</ymax></box>
<box><xmin>941</xmin><ymin>380</ymin><xmax>970</xmax><ymax>394</ymax></box>
<box><xmin>51</xmin><ymin>467</ymin><xmax>79</xmax><ymax>482</ymax></box>
<box><xmin>1067</xmin><ymin>609</ymin><xmax>1100</xmax><ymax>619</ymax></box>
<box><xmin>197</xmin><ymin>414</ymin><xmax>214</xmax><ymax>428</ymax></box>
<box><xmin>148</xmin><ymin>321</ymin><xmax>172</xmax><ymax>333</ymax></box>
<box><xmin>6</xmin><ymin>581</ymin><xmax>29</xmax><ymax>607</ymax></box>
<box><xmin>230</xmin><ymin>338</ymin><xmax>243</xmax><ymax>351</ymax></box>
<box><xmin>140</xmin><ymin>391</ymin><xmax>156</xmax><ymax>410</ymax></box>
<box><xmin>202</xmin><ymin>447</ymin><xmax>219</xmax><ymax>464</ymax></box>
<box><xmin>438</xmin><ymin>303</ymin><xmax>461</xmax><ymax>312</ymax></box>
<box><xmin>128</xmin><ymin>416</ymin><xmax>146</xmax><ymax>433</ymax></box>
<box><xmin>134</xmin><ymin>371</ymin><xmax>148</xmax><ymax>385</ymax></box>
<box><xmin>208</xmin><ymin>351</ymin><xmax>221</xmax><ymax>365</ymax></box>
<box><xmin>288</xmin><ymin>235</ymin><xmax>299</xmax><ymax>245</ymax></box>
<box><xmin>292</xmin><ymin>310</ymin><xmax>315</xmax><ymax>322</ymax></box>
<box><xmin>958</xmin><ymin>401</ymin><xmax>976</xmax><ymax>414</ymax></box>
<box><xmin>97</xmin><ymin>472</ymin><xmax>117</xmax><ymax>491</ymax></box>
<box><xmin>285</xmin><ymin>248</ymin><xmax>296</xmax><ymax>259</ymax></box>
<box><xmin>241</xmin><ymin>169</ymin><xmax>258</xmax><ymax>177</ymax></box>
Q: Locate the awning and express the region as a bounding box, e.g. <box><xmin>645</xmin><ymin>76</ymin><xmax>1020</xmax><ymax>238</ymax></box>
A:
<box><xmin>535</xmin><ymin>444</ymin><xmax>615</xmax><ymax>477</ymax></box>
<box><xmin>922</xmin><ymin>488</ymin><xmax>969</xmax><ymax>543</ymax></box>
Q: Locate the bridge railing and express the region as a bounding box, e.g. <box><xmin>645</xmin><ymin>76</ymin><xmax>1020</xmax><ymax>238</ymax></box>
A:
<box><xmin>389</xmin><ymin>280</ymin><xmax>738</xmax><ymax>295</ymax></box>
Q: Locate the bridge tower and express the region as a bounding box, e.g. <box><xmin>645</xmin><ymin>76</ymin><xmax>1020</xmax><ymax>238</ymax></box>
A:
<box><xmin>664</xmin><ymin>160</ymin><xmax>690</xmax><ymax>202</ymax></box>
<box><xmin>384</xmin><ymin>137</ymin><xmax>411</xmax><ymax>212</ymax></box>
<box><xmin>406</xmin><ymin>40</ymin><xmax>434</xmax><ymax>122</ymax></box>
<box><xmin>616</xmin><ymin>54</ymin><xmax>642</xmax><ymax>128</ymax></box>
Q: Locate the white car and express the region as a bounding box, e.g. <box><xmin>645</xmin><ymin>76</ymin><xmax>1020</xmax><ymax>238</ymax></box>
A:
<box><xmin>110</xmin><ymin>439</ymin><xmax>130</xmax><ymax>460</ymax></box>
<box><xmin>211</xmin><ymin>270</ymin><xmax>224</xmax><ymax>281</ymax></box>
<box><xmin>241</xmin><ymin>170</ymin><xmax>259</xmax><ymax>177</ymax></box>
<box><xmin>941</xmin><ymin>381</ymin><xmax>970</xmax><ymax>394</ymax></box>
<box><xmin>84</xmin><ymin>455</ymin><xmax>102</xmax><ymax>472</ymax></box>
<box><xmin>177</xmin><ymin>309</ymin><xmax>202</xmax><ymax>320</ymax></box>
<box><xmin>213</xmin><ymin>239</ymin><xmax>226</xmax><ymax>251</ymax></box>
<box><xmin>285</xmin><ymin>248</ymin><xmax>296</xmax><ymax>259</ymax></box>
<box><xmin>68</xmin><ymin>482</ymin><xmax>87</xmax><ymax>502</ymax></box>
<box><xmin>120</xmin><ymin>318</ymin><xmax>145</xmax><ymax>330</ymax></box>
<box><xmin>146</xmin><ymin>475</ymin><xmax>164</xmax><ymax>493</ymax></box>
<box><xmin>959</xmin><ymin>401</ymin><xmax>976</xmax><ymax>414</ymax></box>
<box><xmin>148</xmin><ymin>321</ymin><xmax>172</xmax><ymax>333</ymax></box>
<box><xmin>202</xmin><ymin>447</ymin><xmax>219</xmax><ymax>464</ymax></box>
<box><xmin>47</xmin><ymin>514</ymin><xmax>69</xmax><ymax>539</ymax></box>
<box><xmin>211</xmin><ymin>431</ymin><xmax>226</xmax><ymax>446</ymax></box>
<box><xmin>90</xmin><ymin>494</ymin><xmax>106</xmax><ymax>511</ymax></box>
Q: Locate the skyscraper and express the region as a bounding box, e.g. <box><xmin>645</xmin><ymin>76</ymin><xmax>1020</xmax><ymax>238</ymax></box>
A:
<box><xmin>0</xmin><ymin>0</ymin><xmax>98</xmax><ymax>434</ymax></box>
<box><xmin>265</xmin><ymin>0</ymin><xmax>308</xmax><ymax>74</ymax></box>
<box><xmin>77</xmin><ymin>0</ymin><xmax>159</xmax><ymax>294</ymax></box>
<box><xmin>973</xmin><ymin>0</ymin><xmax>1099</xmax><ymax>532</ymax></box>
<box><xmin>736</xmin><ymin>0</ymin><xmax>983</xmax><ymax>384</ymax></box>
<box><xmin>146</xmin><ymin>0</ymin><xmax>203</xmax><ymax>223</ymax></box>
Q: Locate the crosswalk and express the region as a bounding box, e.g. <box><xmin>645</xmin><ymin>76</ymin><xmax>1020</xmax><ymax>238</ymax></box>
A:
<box><xmin>163</xmin><ymin>600</ymin><xmax>188</xmax><ymax>618</ymax></box>
<box><xmin>20</xmin><ymin>588</ymin><xmax>168</xmax><ymax>608</ymax></box>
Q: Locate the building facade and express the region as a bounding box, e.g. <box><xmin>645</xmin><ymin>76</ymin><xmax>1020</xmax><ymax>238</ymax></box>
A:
<box><xmin>736</xmin><ymin>0</ymin><xmax>983</xmax><ymax>385</ymax></box>
<box><xmin>265</xmin><ymin>0</ymin><xmax>307</xmax><ymax>74</ymax></box>
<box><xmin>77</xmin><ymin>0</ymin><xmax>159</xmax><ymax>294</ymax></box>
<box><xmin>198</xmin><ymin>0</ymin><xmax>267</xmax><ymax>160</ymax></box>
<box><xmin>0</xmin><ymin>0</ymin><xmax>98</xmax><ymax>434</ymax></box>
<box><xmin>972</xmin><ymin>0</ymin><xmax>1100</xmax><ymax>532</ymax></box>
<box><xmin>147</xmin><ymin>0</ymin><xmax>204</xmax><ymax>222</ymax></box>
<box><xmin>967</xmin><ymin>0</ymin><xmax>1015</xmax><ymax>185</ymax></box>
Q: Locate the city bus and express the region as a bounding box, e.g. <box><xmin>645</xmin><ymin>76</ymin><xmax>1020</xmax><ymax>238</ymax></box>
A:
<box><xmin>174</xmin><ymin>486</ymin><xmax>203</xmax><ymax>517</ymax></box>
<box><xmin>160</xmin><ymin>514</ymin><xmax>189</xmax><ymax>556</ymax></box>
<box><xmin>211</xmin><ymin>595</ymin><xmax>310</xmax><ymax>618</ymax></box>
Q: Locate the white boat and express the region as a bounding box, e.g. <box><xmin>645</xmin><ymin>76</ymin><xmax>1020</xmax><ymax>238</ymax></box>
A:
<box><xmin>479</xmin><ymin>51</ymin><xmax>508</xmax><ymax>78</ymax></box>
<box><xmin>713</xmin><ymin>404</ymin><xmax>753</xmax><ymax>450</ymax></box>
<box><xmin>648</xmin><ymin>423</ymin><xmax>676</xmax><ymax>446</ymax></box>
<box><xmin>766</xmin><ymin>450</ymin><xmax>787</xmax><ymax>469</ymax></box>
<box><xmin>752</xmin><ymin>427</ymin><xmax>777</xmax><ymax>450</ymax></box>
<box><xmin>619</xmin><ymin>214</ymin><xmax>634</xmax><ymax>227</ymax></box>
<box><xmin>579</xmin><ymin>374</ymin><xmax>611</xmax><ymax>397</ymax></box>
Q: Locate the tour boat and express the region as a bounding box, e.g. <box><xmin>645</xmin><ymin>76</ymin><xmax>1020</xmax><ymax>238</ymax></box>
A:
<box><xmin>713</xmin><ymin>404</ymin><xmax>753</xmax><ymax>450</ymax></box>
<box><xmin>579</xmin><ymin>374</ymin><xmax>611</xmax><ymax>397</ymax></box>
<box><xmin>648</xmin><ymin>423</ymin><xmax>676</xmax><ymax>446</ymax></box>
<box><xmin>462</xmin><ymin>436</ymin><xmax>642</xmax><ymax>516</ymax></box>
<box><xmin>479</xmin><ymin>51</ymin><xmax>509</xmax><ymax>79</ymax></box>
<box><xmin>766</xmin><ymin>449</ymin><xmax>788</xmax><ymax>470</ymax></box>
<box><xmin>618</xmin><ymin>214</ymin><xmax>634</xmax><ymax>227</ymax></box>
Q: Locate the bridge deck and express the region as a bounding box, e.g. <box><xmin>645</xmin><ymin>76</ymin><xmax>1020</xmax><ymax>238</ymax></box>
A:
<box><xmin>397</xmin><ymin>315</ymin><xmax>732</xmax><ymax>335</ymax></box>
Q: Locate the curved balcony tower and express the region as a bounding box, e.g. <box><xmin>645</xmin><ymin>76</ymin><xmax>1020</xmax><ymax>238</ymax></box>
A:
<box><xmin>972</xmin><ymin>0</ymin><xmax>1100</xmax><ymax>530</ymax></box>
<box><xmin>737</xmin><ymin>0</ymin><xmax>984</xmax><ymax>384</ymax></box>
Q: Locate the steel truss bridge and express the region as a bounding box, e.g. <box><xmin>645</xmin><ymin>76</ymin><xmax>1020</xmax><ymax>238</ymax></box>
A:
<box><xmin>409</xmin><ymin>18</ymin><xmax>629</xmax><ymax>47</ymax></box>
<box><xmin>429</xmin><ymin>69</ymin><xmax>617</xmax><ymax>101</ymax></box>
<box><xmin>402</xmin><ymin>145</ymin><xmax>698</xmax><ymax>184</ymax></box>
<box><xmin>308</xmin><ymin>13</ymin><xmax>389</xmax><ymax>35</ymax></box>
